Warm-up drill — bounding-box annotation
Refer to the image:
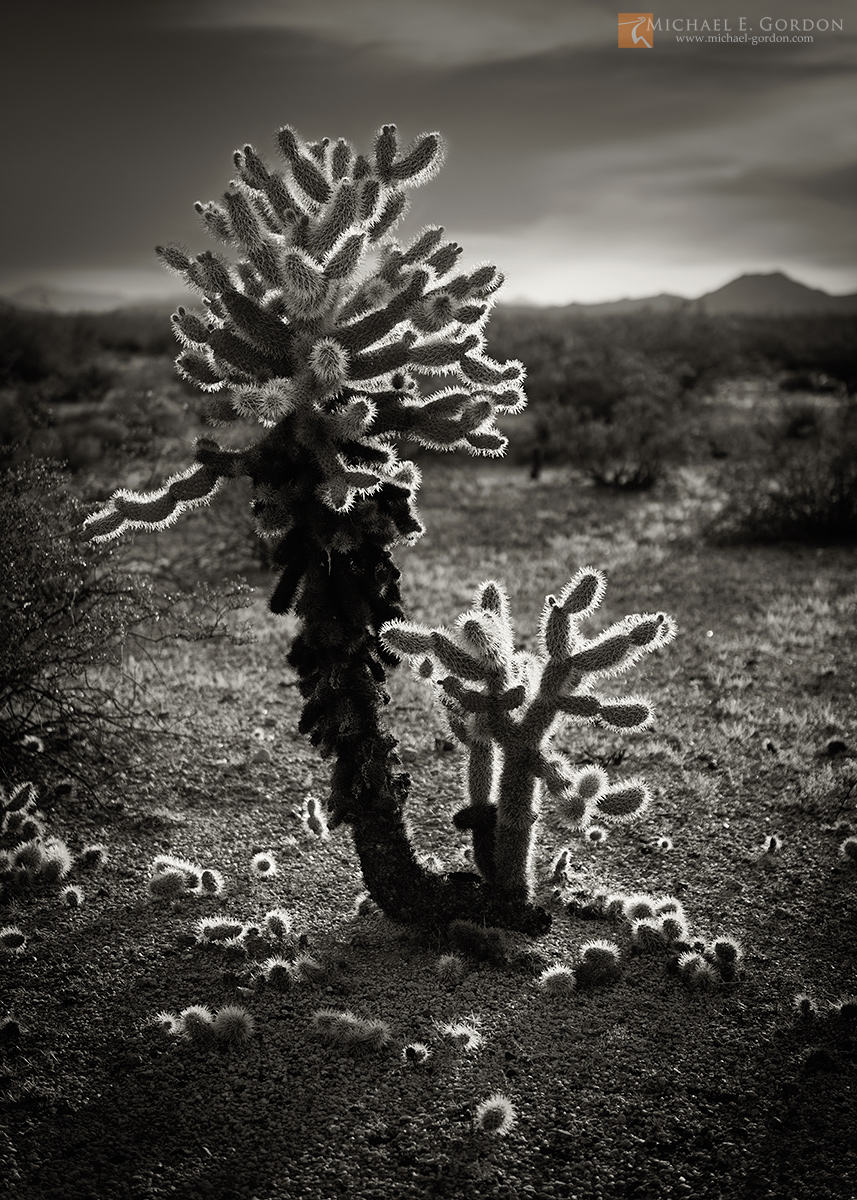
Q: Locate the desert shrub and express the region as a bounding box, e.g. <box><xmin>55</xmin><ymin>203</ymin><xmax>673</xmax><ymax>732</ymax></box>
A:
<box><xmin>550</xmin><ymin>395</ymin><xmax>689</xmax><ymax>490</ymax></box>
<box><xmin>0</xmin><ymin>458</ymin><xmax>249</xmax><ymax>783</ymax></box>
<box><xmin>708</xmin><ymin>402</ymin><xmax>857</xmax><ymax>544</ymax></box>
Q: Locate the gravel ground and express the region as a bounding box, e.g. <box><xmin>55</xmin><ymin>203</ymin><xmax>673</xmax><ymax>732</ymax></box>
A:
<box><xmin>2</xmin><ymin>464</ymin><xmax>856</xmax><ymax>1200</ymax></box>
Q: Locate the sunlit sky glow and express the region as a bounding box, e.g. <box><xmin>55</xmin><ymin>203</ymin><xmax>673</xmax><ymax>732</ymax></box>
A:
<box><xmin>1</xmin><ymin>0</ymin><xmax>855</xmax><ymax>306</ymax></box>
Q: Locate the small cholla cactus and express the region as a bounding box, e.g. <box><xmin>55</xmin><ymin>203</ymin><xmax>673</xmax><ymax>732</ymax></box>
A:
<box><xmin>38</xmin><ymin>839</ymin><xmax>73</xmax><ymax>884</ymax></box>
<box><xmin>630</xmin><ymin>918</ymin><xmax>664</xmax><ymax>953</ymax></box>
<box><xmin>622</xmin><ymin>893</ymin><xmax>657</xmax><ymax>922</ymax></box>
<box><xmin>832</xmin><ymin>995</ymin><xmax>857</xmax><ymax>1023</ymax></box>
<box><xmin>677</xmin><ymin>951</ymin><xmax>718</xmax><ymax>990</ymax></box>
<box><xmin>436</xmin><ymin>953</ymin><xmax>467</xmax><ymax>986</ymax></box>
<box><xmin>761</xmin><ymin>834</ymin><xmax>783</xmax><ymax>856</ymax></box>
<box><xmin>200</xmin><ymin>868</ymin><xmax>226</xmax><ymax>896</ymax></box>
<box><xmin>60</xmin><ymin>885</ymin><xmax>84</xmax><ymax>908</ymax></box>
<box><xmin>303</xmin><ymin>795</ymin><xmax>329</xmax><ymax>839</ymax></box>
<box><xmin>291</xmin><ymin>954</ymin><xmax>326</xmax><ymax>983</ymax></box>
<box><xmin>0</xmin><ymin>925</ymin><xmax>27</xmax><ymax>953</ymax></box>
<box><xmin>583</xmin><ymin>825</ymin><xmax>609</xmax><ymax>846</ymax></box>
<box><xmin>213</xmin><ymin>1005</ymin><xmax>255</xmax><ymax>1046</ymax></box>
<box><xmin>195</xmin><ymin>915</ymin><xmax>245</xmax><ymax>944</ymax></box>
<box><xmin>792</xmin><ymin>992</ymin><xmax>818</xmax><ymax>1021</ymax></box>
<box><xmin>261</xmin><ymin>956</ymin><xmax>296</xmax><ymax>990</ymax></box>
<box><xmin>78</xmin><ymin>844</ymin><xmax>107</xmax><ymax>870</ymax></box>
<box><xmin>604</xmin><ymin>892</ymin><xmax>629</xmax><ymax>921</ymax></box>
<box><xmin>250</xmin><ymin>851</ymin><xmax>278</xmax><ymax>879</ymax></box>
<box><xmin>178</xmin><ymin>1004</ymin><xmax>217</xmax><ymax>1043</ymax></box>
<box><xmin>653</xmin><ymin>894</ymin><xmax>684</xmax><ymax>918</ymax></box>
<box><xmin>537</xmin><ymin>964</ymin><xmax>577</xmax><ymax>996</ymax></box>
<box><xmin>382</xmin><ymin>568</ymin><xmax>676</xmax><ymax>906</ymax></box>
<box><xmin>263</xmin><ymin>907</ymin><xmax>292</xmax><ymax>940</ymax></box>
<box><xmin>838</xmin><ymin>836</ymin><xmax>857</xmax><ymax>865</ymax></box>
<box><xmin>152</xmin><ymin>855</ymin><xmax>204</xmax><ymax>890</ymax></box>
<box><xmin>576</xmin><ymin>940</ymin><xmax>623</xmax><ymax>987</ymax></box>
<box><xmin>312</xmin><ymin>1009</ymin><xmax>391</xmax><ymax>1051</ymax></box>
<box><xmin>656</xmin><ymin>836</ymin><xmax>674</xmax><ymax>853</ymax></box>
<box><xmin>437</xmin><ymin>1018</ymin><xmax>483</xmax><ymax>1052</ymax></box>
<box><xmin>153</xmin><ymin>1010</ymin><xmax>182</xmax><ymax>1036</ymax></box>
<box><xmin>659</xmin><ymin>912</ymin><xmax>690</xmax><ymax>944</ymax></box>
<box><xmin>148</xmin><ymin>868</ymin><xmax>189</xmax><ymax>901</ymax></box>
<box><xmin>402</xmin><ymin>1041</ymin><xmax>431</xmax><ymax>1066</ymax></box>
<box><xmin>550</xmin><ymin>848</ymin><xmax>571</xmax><ymax>887</ymax></box>
<box><xmin>708</xmin><ymin>936</ymin><xmax>744</xmax><ymax>982</ymax></box>
<box><xmin>447</xmin><ymin>919</ymin><xmax>507</xmax><ymax>964</ymax></box>
<box><xmin>474</xmin><ymin>1092</ymin><xmax>517</xmax><ymax>1136</ymax></box>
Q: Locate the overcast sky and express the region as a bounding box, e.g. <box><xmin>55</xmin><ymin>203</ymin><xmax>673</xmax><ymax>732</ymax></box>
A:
<box><xmin>2</xmin><ymin>0</ymin><xmax>855</xmax><ymax>305</ymax></box>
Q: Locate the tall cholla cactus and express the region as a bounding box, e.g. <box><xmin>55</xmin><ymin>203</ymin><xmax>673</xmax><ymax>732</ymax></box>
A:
<box><xmin>381</xmin><ymin>569</ymin><xmax>677</xmax><ymax>905</ymax></box>
<box><xmin>83</xmin><ymin>121</ymin><xmax>543</xmax><ymax>933</ymax></box>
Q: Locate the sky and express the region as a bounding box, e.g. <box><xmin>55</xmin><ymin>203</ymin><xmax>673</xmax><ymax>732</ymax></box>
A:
<box><xmin>1</xmin><ymin>0</ymin><xmax>855</xmax><ymax>306</ymax></box>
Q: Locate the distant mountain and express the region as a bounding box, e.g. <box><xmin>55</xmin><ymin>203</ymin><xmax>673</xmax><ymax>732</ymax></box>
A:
<box><xmin>3</xmin><ymin>285</ymin><xmax>192</xmax><ymax>314</ymax></box>
<box><xmin>503</xmin><ymin>271</ymin><xmax>857</xmax><ymax>318</ymax></box>
<box><xmin>693</xmin><ymin>271</ymin><xmax>857</xmax><ymax>316</ymax></box>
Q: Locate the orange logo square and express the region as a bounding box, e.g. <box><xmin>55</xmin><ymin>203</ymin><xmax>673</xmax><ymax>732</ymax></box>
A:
<box><xmin>618</xmin><ymin>13</ymin><xmax>654</xmax><ymax>47</ymax></box>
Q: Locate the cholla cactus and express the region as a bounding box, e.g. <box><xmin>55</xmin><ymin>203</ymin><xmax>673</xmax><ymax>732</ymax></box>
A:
<box><xmin>381</xmin><ymin>568</ymin><xmax>676</xmax><ymax>904</ymax></box>
<box><xmin>84</xmin><ymin>122</ymin><xmax>518</xmax><ymax>552</ymax></box>
<box><xmin>78</xmin><ymin>119</ymin><xmax>677</xmax><ymax>936</ymax></box>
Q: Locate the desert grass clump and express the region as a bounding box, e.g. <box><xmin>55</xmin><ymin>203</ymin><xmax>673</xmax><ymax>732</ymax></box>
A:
<box><xmin>0</xmin><ymin>924</ymin><xmax>26</xmax><ymax>953</ymax></box>
<box><xmin>178</xmin><ymin>1004</ymin><xmax>217</xmax><ymax>1043</ymax></box>
<box><xmin>537</xmin><ymin>964</ymin><xmax>577</xmax><ymax>996</ymax></box>
<box><xmin>250</xmin><ymin>851</ymin><xmax>278</xmax><ymax>879</ymax></box>
<box><xmin>312</xmin><ymin>1009</ymin><xmax>391</xmax><ymax>1051</ymax></box>
<box><xmin>474</xmin><ymin>1092</ymin><xmax>517</xmax><ymax>1136</ymax></box>
<box><xmin>402</xmin><ymin>1041</ymin><xmax>431</xmax><ymax>1066</ymax></box>
<box><xmin>576</xmin><ymin>939</ymin><xmax>623</xmax><ymax>987</ymax></box>
<box><xmin>60</xmin><ymin>884</ymin><xmax>83</xmax><ymax>908</ymax></box>
<box><xmin>212</xmin><ymin>1005</ymin><xmax>255</xmax><ymax>1046</ymax></box>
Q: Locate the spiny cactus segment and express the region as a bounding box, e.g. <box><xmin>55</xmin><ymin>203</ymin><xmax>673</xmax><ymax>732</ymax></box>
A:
<box><xmin>382</xmin><ymin>568</ymin><xmax>676</xmax><ymax>905</ymax></box>
<box><xmin>84</xmin><ymin>123</ymin><xmax>521</xmax><ymax>550</ymax></box>
<box><xmin>474</xmin><ymin>1092</ymin><xmax>517</xmax><ymax>1136</ymax></box>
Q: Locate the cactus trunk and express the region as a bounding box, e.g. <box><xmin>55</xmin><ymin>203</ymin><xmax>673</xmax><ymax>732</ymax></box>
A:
<box><xmin>493</xmin><ymin>745</ymin><xmax>540</xmax><ymax>905</ymax></box>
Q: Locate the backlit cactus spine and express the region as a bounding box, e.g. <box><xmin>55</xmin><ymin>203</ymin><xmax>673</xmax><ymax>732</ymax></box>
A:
<box><xmin>381</xmin><ymin>568</ymin><xmax>676</xmax><ymax>904</ymax></box>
